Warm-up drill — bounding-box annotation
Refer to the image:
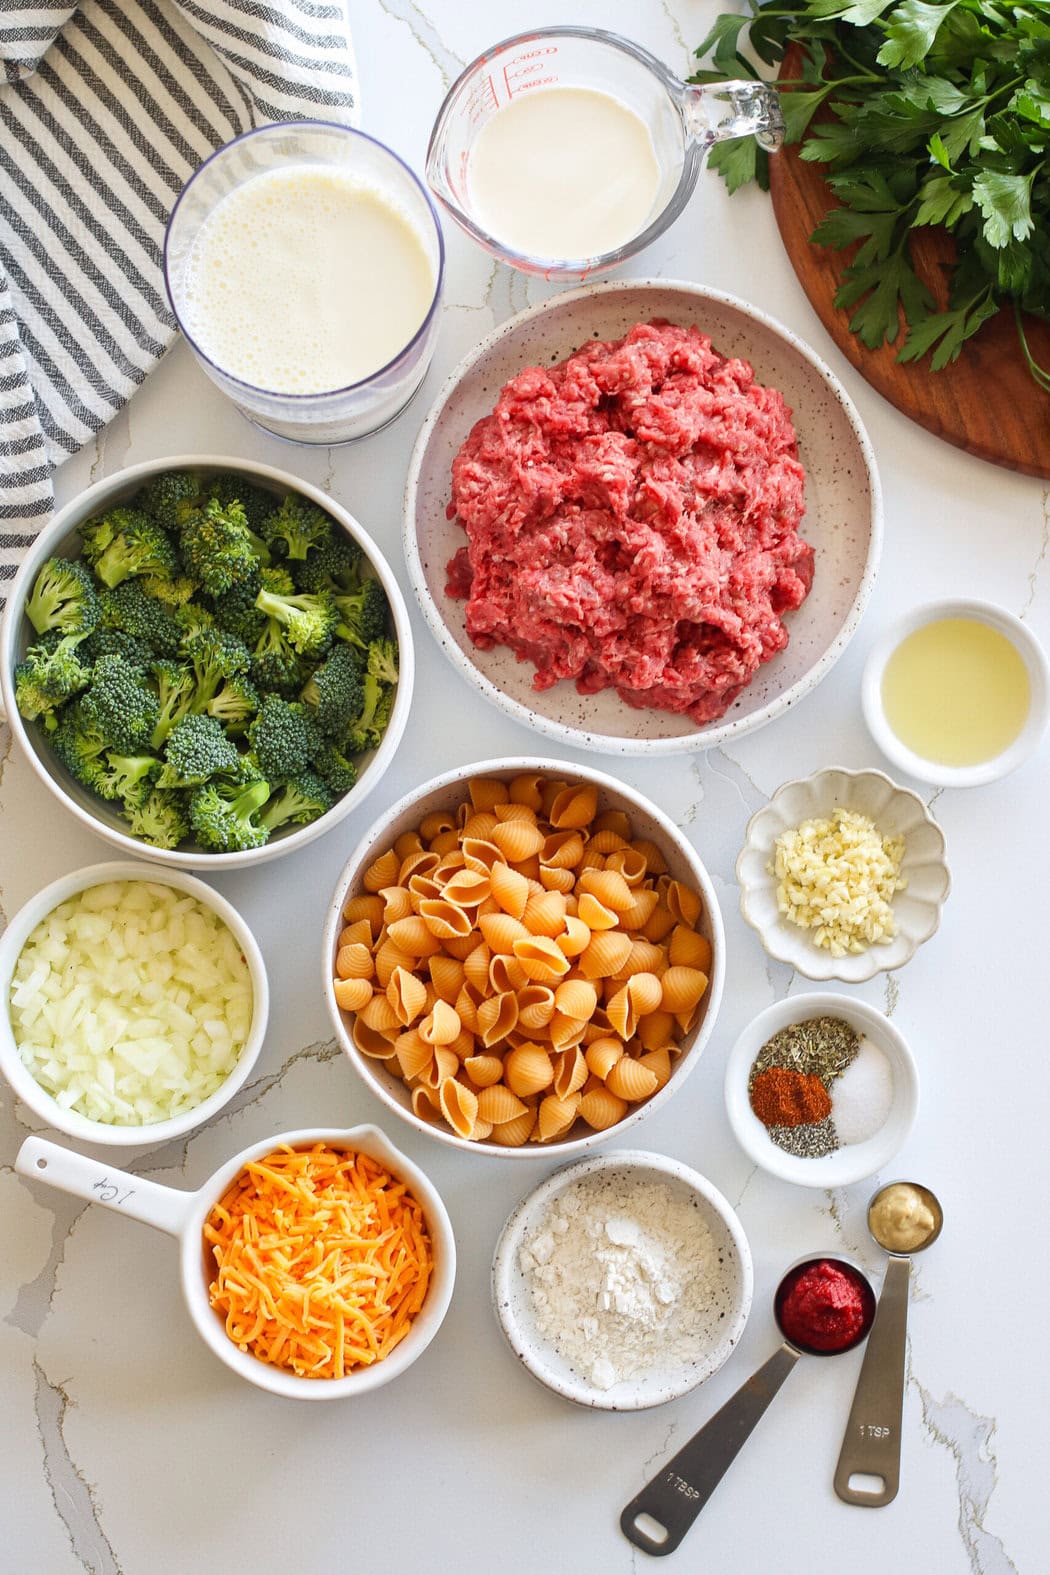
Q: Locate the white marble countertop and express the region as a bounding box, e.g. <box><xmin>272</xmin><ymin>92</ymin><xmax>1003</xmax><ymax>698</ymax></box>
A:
<box><xmin>2</xmin><ymin>2</ymin><xmax>1047</xmax><ymax>1572</ymax></box>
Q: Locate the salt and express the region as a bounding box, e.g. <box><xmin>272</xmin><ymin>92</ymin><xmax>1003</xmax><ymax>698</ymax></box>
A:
<box><xmin>830</xmin><ymin>1036</ymin><xmax>894</xmax><ymax>1144</ymax></box>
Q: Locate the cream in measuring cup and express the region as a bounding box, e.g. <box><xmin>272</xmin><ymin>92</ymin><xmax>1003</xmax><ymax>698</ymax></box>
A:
<box><xmin>427</xmin><ymin>26</ymin><xmax>784</xmax><ymax>278</ymax></box>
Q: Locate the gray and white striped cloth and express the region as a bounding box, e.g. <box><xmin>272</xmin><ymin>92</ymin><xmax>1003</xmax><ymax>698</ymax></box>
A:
<box><xmin>0</xmin><ymin>0</ymin><xmax>358</xmax><ymax>596</ymax></box>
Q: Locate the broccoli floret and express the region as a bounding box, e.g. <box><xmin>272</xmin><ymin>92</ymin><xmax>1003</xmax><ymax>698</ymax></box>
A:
<box><xmin>300</xmin><ymin>643</ymin><xmax>365</xmax><ymax>738</ymax></box>
<box><xmin>174</xmin><ymin>600</ymin><xmax>215</xmax><ymax>640</ymax></box>
<box><xmin>25</xmin><ymin>558</ymin><xmax>100</xmax><ymax>637</ymax></box>
<box><xmin>136</xmin><ymin>471</ymin><xmax>202</xmax><ymax>533</ymax></box>
<box><xmin>182</xmin><ymin>627</ymin><xmax>251</xmax><ymax>711</ymax></box>
<box><xmin>333</xmin><ymin>578</ymin><xmax>388</xmax><ymax>651</ymax></box>
<box><xmin>247</xmin><ymin>695</ymin><xmax>316</xmax><ymax>780</ymax></box>
<box><xmin>80</xmin><ymin>507</ymin><xmax>178</xmax><ymax>589</ymax></box>
<box><xmin>141</xmin><ymin>573</ymin><xmax>198</xmax><ymax>608</ymax></box>
<box><xmin>150</xmin><ymin>660</ymin><xmax>197</xmax><ymax>749</ymax></box>
<box><xmin>258</xmin><ymin>493</ymin><xmax>331</xmax><ymax>561</ymax></box>
<box><xmin>98</xmin><ymin>581</ymin><xmax>182</xmax><ymax>658</ymax></box>
<box><xmin>345</xmin><ymin>672</ymin><xmax>396</xmax><ymax>755</ymax></box>
<box><xmin>249</xmin><ymin>618</ymin><xmax>309</xmax><ymax>697</ymax></box>
<box><xmin>253</xmin><ymin>585</ymin><xmax>337</xmax><ymax>658</ymax></box>
<box><xmin>126</xmin><ymin>788</ymin><xmax>191</xmax><ymax>850</ymax></box>
<box><xmin>310</xmin><ymin>739</ymin><xmax>359</xmax><ymax>796</ymax></box>
<box><xmin>291</xmin><ymin>529</ymin><xmax>363</xmax><ymax>594</ymax></box>
<box><xmin>50</xmin><ymin>699</ymin><xmax>109</xmax><ymax>794</ymax></box>
<box><xmin>14</xmin><ymin>635</ymin><xmax>90</xmax><ymax>723</ymax></box>
<box><xmin>95</xmin><ymin>751</ymin><xmax>161</xmax><ymax>808</ymax></box>
<box><xmin>189</xmin><ymin>775</ymin><xmax>271</xmax><ymax>852</ymax></box>
<box><xmin>366</xmin><ymin>637</ymin><xmax>399</xmax><ymax>688</ymax></box>
<box><xmin>79</xmin><ymin>626</ymin><xmax>154</xmax><ymax>670</ymax></box>
<box><xmin>259</xmin><ymin>770</ymin><xmax>333</xmax><ymax>834</ymax></box>
<box><xmin>80</xmin><ymin>655</ymin><xmax>160</xmax><ymax>753</ymax></box>
<box><xmin>178</xmin><ymin>497</ymin><xmax>262</xmax><ymax>597</ymax></box>
<box><xmin>157</xmin><ymin>713</ymin><xmax>240</xmax><ymax>788</ymax></box>
<box><xmin>261</xmin><ymin>565</ymin><xmax>295</xmax><ymax>596</ymax></box>
<box><xmin>206</xmin><ymin>474</ymin><xmax>277</xmax><ymax>539</ymax></box>
<box><xmin>205</xmin><ymin>672</ymin><xmax>261</xmax><ymax>734</ymax></box>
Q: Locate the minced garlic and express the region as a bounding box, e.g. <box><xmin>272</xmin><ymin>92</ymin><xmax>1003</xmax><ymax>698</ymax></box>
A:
<box><xmin>770</xmin><ymin>807</ymin><xmax>906</xmax><ymax>957</ymax></box>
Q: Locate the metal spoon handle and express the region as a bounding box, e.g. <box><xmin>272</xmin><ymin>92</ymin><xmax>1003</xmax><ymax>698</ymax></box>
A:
<box><xmin>620</xmin><ymin>1343</ymin><xmax>800</xmax><ymax>1556</ymax></box>
<box><xmin>834</xmin><ymin>1255</ymin><xmax>911</xmax><ymax>1506</ymax></box>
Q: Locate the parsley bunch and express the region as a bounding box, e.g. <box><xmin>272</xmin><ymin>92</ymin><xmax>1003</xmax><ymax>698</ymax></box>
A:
<box><xmin>693</xmin><ymin>1</ymin><xmax>1050</xmax><ymax>387</ymax></box>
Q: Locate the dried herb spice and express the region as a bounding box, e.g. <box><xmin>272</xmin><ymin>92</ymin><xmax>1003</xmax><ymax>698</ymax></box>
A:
<box><xmin>749</xmin><ymin>1015</ymin><xmax>859</xmax><ymax>1159</ymax></box>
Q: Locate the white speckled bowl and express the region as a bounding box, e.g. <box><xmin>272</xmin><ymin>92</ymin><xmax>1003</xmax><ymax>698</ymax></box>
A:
<box><xmin>404</xmin><ymin>279</ymin><xmax>882</xmax><ymax>756</ymax></box>
<box><xmin>724</xmin><ymin>993</ymin><xmax>919</xmax><ymax>1188</ymax></box>
<box><xmin>491</xmin><ymin>1150</ymin><xmax>753</xmax><ymax>1411</ymax></box>
<box><xmin>736</xmin><ymin>768</ymin><xmax>950</xmax><ymax>983</ymax></box>
<box><xmin>0</xmin><ymin>456</ymin><xmax>413</xmax><ymax>869</ymax></box>
<box><xmin>324</xmin><ymin>757</ymin><xmax>725</xmax><ymax>1159</ymax></box>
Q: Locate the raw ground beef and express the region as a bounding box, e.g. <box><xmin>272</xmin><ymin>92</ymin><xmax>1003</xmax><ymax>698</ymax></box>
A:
<box><xmin>445</xmin><ymin>321</ymin><xmax>813</xmax><ymax>724</ymax></box>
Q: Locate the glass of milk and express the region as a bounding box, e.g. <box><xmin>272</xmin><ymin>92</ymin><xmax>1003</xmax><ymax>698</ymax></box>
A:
<box><xmin>426</xmin><ymin>26</ymin><xmax>784</xmax><ymax>280</ymax></box>
<box><xmin>165</xmin><ymin>123</ymin><xmax>444</xmax><ymax>443</ymax></box>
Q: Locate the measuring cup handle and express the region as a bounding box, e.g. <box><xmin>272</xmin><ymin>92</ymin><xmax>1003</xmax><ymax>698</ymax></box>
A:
<box><xmin>833</xmin><ymin>1255</ymin><xmax>912</xmax><ymax>1506</ymax></box>
<box><xmin>16</xmin><ymin>1136</ymin><xmax>194</xmax><ymax>1238</ymax></box>
<box><xmin>620</xmin><ymin>1343</ymin><xmax>800</xmax><ymax>1556</ymax></box>
<box><xmin>684</xmin><ymin>80</ymin><xmax>786</xmax><ymax>154</ymax></box>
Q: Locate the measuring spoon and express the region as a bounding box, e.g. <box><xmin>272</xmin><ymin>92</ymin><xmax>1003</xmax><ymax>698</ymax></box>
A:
<box><xmin>834</xmin><ymin>1180</ymin><xmax>943</xmax><ymax>1506</ymax></box>
<box><xmin>15</xmin><ymin>1124</ymin><xmax>456</xmax><ymax>1399</ymax></box>
<box><xmin>621</xmin><ymin>1256</ymin><xmax>875</xmax><ymax>1557</ymax></box>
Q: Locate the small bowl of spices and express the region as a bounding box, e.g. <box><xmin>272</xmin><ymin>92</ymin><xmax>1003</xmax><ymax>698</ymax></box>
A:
<box><xmin>724</xmin><ymin>993</ymin><xmax>919</xmax><ymax>1187</ymax></box>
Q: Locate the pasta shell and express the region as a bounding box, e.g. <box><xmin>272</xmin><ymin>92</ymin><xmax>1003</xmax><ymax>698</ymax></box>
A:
<box><xmin>407</xmin><ymin>873</ymin><xmax>442</xmax><ymax>908</ymax></box>
<box><xmin>428</xmin><ymin>953</ymin><xmax>465</xmax><ymax>1003</ymax></box>
<box><xmin>374</xmin><ymin>941</ymin><xmax>418</xmax><ymax>989</ymax></box>
<box><xmin>660</xmin><ymin>966</ymin><xmax>709</xmax><ymax>1014</ymax></box>
<box><xmin>461</xmin><ymin>810</ymin><xmax>499</xmax><ymax>840</ymax></box>
<box><xmin>614</xmin><ymin>938</ymin><xmax>666</xmax><ymax>980</ymax></box>
<box><xmin>557</xmin><ymin>914</ymin><xmax>592</xmax><ymax>959</ymax></box>
<box><xmin>605</xmin><ymin>847</ymin><xmax>649</xmax><ymax>886</ymax></box>
<box><xmin>523</xmin><ymin>890</ymin><xmax>567</xmax><ymax>938</ymax></box>
<box><xmin>554</xmin><ymin>978</ymin><xmax>598</xmax><ymax>1021</ymax></box>
<box><xmin>388</xmin><ymin>915</ymin><xmax>442</xmax><ymax>958</ymax></box>
<box><xmin>419</xmin><ymin>898</ymin><xmax>473</xmax><ymax>940</ymax></box>
<box><xmin>637</xmin><ymin>1010</ymin><xmax>677</xmax><ymax>1051</ymax></box>
<box><xmin>477</xmin><ymin>991</ymin><xmax>520</xmax><ymax>1048</ymax></box>
<box><xmin>605</xmin><ymin>1057</ymin><xmax>659</xmax><ymax>1103</ymax></box>
<box><xmin>463</xmin><ymin>941</ymin><xmax>492</xmax><ymax>994</ymax></box>
<box><xmin>489</xmin><ymin>954</ymin><xmax>529</xmax><ymax>994</ymax></box>
<box><xmin>504</xmin><ymin>1044</ymin><xmax>554</xmax><ymax>1098</ymax></box>
<box><xmin>417</xmin><ymin>1046</ymin><xmax>460</xmax><ymax>1089</ymax></box>
<box><xmin>617</xmin><ymin>888</ymin><xmax>660</xmax><ymax>931</ymax></box>
<box><xmin>411</xmin><ymin>1084</ymin><xmax>443</xmax><ymax>1123</ymax></box>
<box><xmin>627</xmin><ymin>971</ymin><xmax>663</xmax><ymax>1017</ymax></box>
<box><xmin>629</xmin><ymin>838</ymin><xmax>668</xmax><ymax>875</ymax></box>
<box><xmin>439</xmin><ymin>1079</ymin><xmax>479</xmax><ymax>1140</ymax></box>
<box><xmin>494</xmin><ymin>801</ymin><xmax>538</xmax><ymax>825</ymax></box>
<box><xmin>352</xmin><ymin>1019</ymin><xmax>399</xmax><ymax>1060</ymax></box>
<box><xmin>538</xmin><ymin>864</ymin><xmax>575</xmax><ymax>894</ymax></box>
<box><xmin>441</xmin><ymin>868</ymin><xmax>490</xmax><ymax>908</ymax></box>
<box><xmin>577</xmin><ymin>893</ymin><xmax>618</xmax><ymax>932</ymax></box>
<box><xmin>578</xmin><ymin>1087</ymin><xmax>628</xmax><ymax>1131</ymax></box>
<box><xmin>464</xmin><ymin>1054</ymin><xmax>505</xmax><ymax>1089</ymax></box>
<box><xmin>419</xmin><ymin>999</ymin><xmax>462</xmax><ymax>1046</ymax></box>
<box><xmin>393</xmin><ymin>830</ymin><xmax>425</xmax><ymax>861</ymax></box>
<box><xmin>448</xmin><ymin>1027</ymin><xmax>475</xmax><ymax>1062</ymax></box>
<box><xmin>428</xmin><ymin>829</ymin><xmax>462</xmax><ymax>858</ymax></box>
<box><xmin>552</xmin><ymin>1047</ymin><xmax>588</xmax><ymax>1100</ymax></box>
<box><xmin>395</xmin><ymin>1030</ymin><xmax>434</xmax><ymax>1082</ymax></box>
<box><xmin>588</xmin><ymin>829</ymin><xmax>629</xmax><ymax>854</ymax></box>
<box><xmin>606</xmin><ymin>985</ymin><xmax>639</xmax><ymax>1041</ymax></box>
<box><xmin>341</xmin><ymin>893</ymin><xmax>385</xmax><ymax>936</ymax></box>
<box><xmin>578</xmin><ymin>868</ymin><xmax>635</xmax><ymax>912</ymax></box>
<box><xmin>548</xmin><ymin>1011</ymin><xmax>588</xmax><ymax>1052</ymax></box>
<box><xmin>472</xmin><ymin>1119</ymin><xmax>494</xmax><ymax>1142</ymax></box>
<box><xmin>462</xmin><ymin>836</ymin><xmax>502</xmax><ymax>873</ymax></box>
<box><xmin>516</xmin><ymin>985</ymin><xmax>556</xmax><ymax>1031</ymax></box>
<box><xmin>536</xmin><ymin>1092</ymin><xmax>581</xmax><ymax>1142</ymax></box>
<box><xmin>641</xmin><ymin>903</ymin><xmax>676</xmax><ymax>944</ymax></box>
<box><xmin>585</xmin><ymin>1036</ymin><xmax>624</xmax><ymax>1080</ymax></box>
<box><xmin>335</xmin><ymin>942</ymin><xmax>374</xmax><ymax>981</ymax></box>
<box><xmin>398</xmin><ymin>849</ymin><xmax>439</xmax><ymax>885</ymax></box>
<box><xmin>509</xmin><ymin>772</ymin><xmax>546</xmax><ymax>811</ymax></box>
<box><xmin>579</xmin><ymin>930</ymin><xmax>633</xmax><ymax>979</ymax></box>
<box><xmin>439</xmin><ymin>931</ymin><xmax>478</xmax><ymax>961</ymax></box>
<box><xmin>379</xmin><ymin>885</ymin><xmax>414</xmax><ymax>925</ymax></box>
<box><xmin>548</xmin><ymin>784</ymin><xmax>598</xmax><ymax>830</ymax></box>
<box><xmin>477</xmin><ymin>1084</ymin><xmax>529</xmax><ymax>1125</ymax></box>
<box><xmin>339</xmin><ymin>917</ymin><xmax>373</xmax><ymax>948</ymax></box>
<box><xmin>512</xmin><ymin>935</ymin><xmax>571</xmax><ymax>983</ymax></box>
<box><xmin>541</xmin><ymin>830</ymin><xmax>586</xmax><ymax>869</ymax></box>
<box><xmin>333</xmin><ymin>976</ymin><xmax>372</xmax><ymax>1014</ymax></box>
<box><xmin>388</xmin><ymin>967</ymin><xmax>427</xmax><ymax>1026</ymax></box>
<box><xmin>468</xmin><ymin>776</ymin><xmax>509</xmax><ymax>811</ymax></box>
<box><xmin>359</xmin><ymin>992</ymin><xmax>401</xmax><ymax>1034</ymax></box>
<box><xmin>665</xmin><ymin>879</ymin><xmax>703</xmax><ymax>927</ymax></box>
<box><xmin>669</xmin><ymin>926</ymin><xmax>713</xmax><ymax>972</ymax></box>
<box><xmin>419</xmin><ymin>810</ymin><xmax>455</xmax><ymax>843</ymax></box>
<box><xmin>578</xmin><ymin>847</ymin><xmax>605</xmax><ymax>872</ymax></box>
<box><xmin>638</xmin><ymin>1047</ymin><xmax>672</xmax><ymax>1091</ymax></box>
<box><xmin>490</xmin><ymin>1109</ymin><xmax>537</xmax><ymax>1147</ymax></box>
<box><xmin>479</xmin><ymin>910</ymin><xmax>529</xmax><ymax>952</ymax></box>
<box><xmin>592</xmin><ymin>808</ymin><xmax>632</xmax><ymax>840</ymax></box>
<box><xmin>491</xmin><ymin>819</ymin><xmax>545</xmax><ymax>864</ymax></box>
<box><xmin>362</xmin><ymin>847</ymin><xmax>400</xmax><ymax>893</ymax></box>
<box><xmin>452</xmin><ymin>983</ymin><xmax>479</xmax><ymax>1033</ymax></box>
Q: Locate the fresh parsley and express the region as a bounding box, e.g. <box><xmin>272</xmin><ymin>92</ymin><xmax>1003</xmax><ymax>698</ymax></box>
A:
<box><xmin>693</xmin><ymin>0</ymin><xmax>1050</xmax><ymax>384</ymax></box>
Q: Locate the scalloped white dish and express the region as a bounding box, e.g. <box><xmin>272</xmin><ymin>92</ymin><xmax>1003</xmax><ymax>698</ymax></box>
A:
<box><xmin>736</xmin><ymin>768</ymin><xmax>950</xmax><ymax>983</ymax></box>
<box><xmin>404</xmin><ymin>279</ymin><xmax>882</xmax><ymax>756</ymax></box>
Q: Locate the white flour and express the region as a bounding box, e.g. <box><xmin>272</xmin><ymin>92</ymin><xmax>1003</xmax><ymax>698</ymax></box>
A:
<box><xmin>518</xmin><ymin>1172</ymin><xmax>726</xmax><ymax>1391</ymax></box>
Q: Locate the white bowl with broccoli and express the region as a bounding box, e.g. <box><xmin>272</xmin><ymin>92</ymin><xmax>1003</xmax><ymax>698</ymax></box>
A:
<box><xmin>0</xmin><ymin>456</ymin><xmax>414</xmax><ymax>868</ymax></box>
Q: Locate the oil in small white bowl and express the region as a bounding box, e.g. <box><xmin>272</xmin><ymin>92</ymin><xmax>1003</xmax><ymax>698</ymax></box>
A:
<box><xmin>880</xmin><ymin>617</ymin><xmax>1031</xmax><ymax>767</ymax></box>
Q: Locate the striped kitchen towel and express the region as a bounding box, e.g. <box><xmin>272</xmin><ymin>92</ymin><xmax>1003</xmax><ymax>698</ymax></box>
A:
<box><xmin>0</xmin><ymin>0</ymin><xmax>358</xmax><ymax>597</ymax></box>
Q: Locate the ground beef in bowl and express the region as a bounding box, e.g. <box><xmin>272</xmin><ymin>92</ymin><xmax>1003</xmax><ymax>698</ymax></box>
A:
<box><xmin>445</xmin><ymin>321</ymin><xmax>813</xmax><ymax>724</ymax></box>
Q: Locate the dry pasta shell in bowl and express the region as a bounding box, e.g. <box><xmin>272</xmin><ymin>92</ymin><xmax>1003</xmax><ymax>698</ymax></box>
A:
<box><xmin>736</xmin><ymin>767</ymin><xmax>951</xmax><ymax>983</ymax></box>
<box><xmin>324</xmin><ymin>758</ymin><xmax>725</xmax><ymax>1158</ymax></box>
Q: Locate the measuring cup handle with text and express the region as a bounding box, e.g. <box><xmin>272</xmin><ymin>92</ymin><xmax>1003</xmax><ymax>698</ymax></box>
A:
<box><xmin>834</xmin><ymin>1255</ymin><xmax>911</xmax><ymax>1506</ymax></box>
<box><xmin>16</xmin><ymin>1135</ymin><xmax>194</xmax><ymax>1237</ymax></box>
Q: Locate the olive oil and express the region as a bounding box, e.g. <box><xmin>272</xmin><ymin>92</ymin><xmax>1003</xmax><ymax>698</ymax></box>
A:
<box><xmin>881</xmin><ymin>617</ymin><xmax>1030</xmax><ymax>766</ymax></box>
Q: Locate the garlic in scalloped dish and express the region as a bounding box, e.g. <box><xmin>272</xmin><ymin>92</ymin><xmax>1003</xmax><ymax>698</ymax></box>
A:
<box><xmin>770</xmin><ymin>807</ymin><xmax>906</xmax><ymax>957</ymax></box>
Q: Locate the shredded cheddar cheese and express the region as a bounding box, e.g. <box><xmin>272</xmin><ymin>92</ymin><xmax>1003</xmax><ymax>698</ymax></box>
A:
<box><xmin>204</xmin><ymin>1143</ymin><xmax>433</xmax><ymax>1379</ymax></box>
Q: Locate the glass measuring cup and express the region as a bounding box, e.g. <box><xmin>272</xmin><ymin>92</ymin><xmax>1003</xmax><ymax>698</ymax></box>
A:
<box><xmin>426</xmin><ymin>26</ymin><xmax>784</xmax><ymax>281</ymax></box>
<box><xmin>164</xmin><ymin>123</ymin><xmax>445</xmax><ymax>444</ymax></box>
<box><xmin>621</xmin><ymin>1256</ymin><xmax>876</xmax><ymax>1556</ymax></box>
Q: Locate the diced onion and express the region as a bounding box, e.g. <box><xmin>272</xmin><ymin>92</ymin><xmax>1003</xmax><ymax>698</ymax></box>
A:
<box><xmin>9</xmin><ymin>880</ymin><xmax>253</xmax><ymax>1126</ymax></box>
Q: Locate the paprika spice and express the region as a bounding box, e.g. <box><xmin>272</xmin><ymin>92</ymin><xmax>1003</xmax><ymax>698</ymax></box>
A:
<box><xmin>749</xmin><ymin>1066</ymin><xmax>832</xmax><ymax>1128</ymax></box>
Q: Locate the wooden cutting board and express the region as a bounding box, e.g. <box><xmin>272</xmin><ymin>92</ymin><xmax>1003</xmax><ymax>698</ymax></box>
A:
<box><xmin>767</xmin><ymin>97</ymin><xmax>1050</xmax><ymax>479</ymax></box>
